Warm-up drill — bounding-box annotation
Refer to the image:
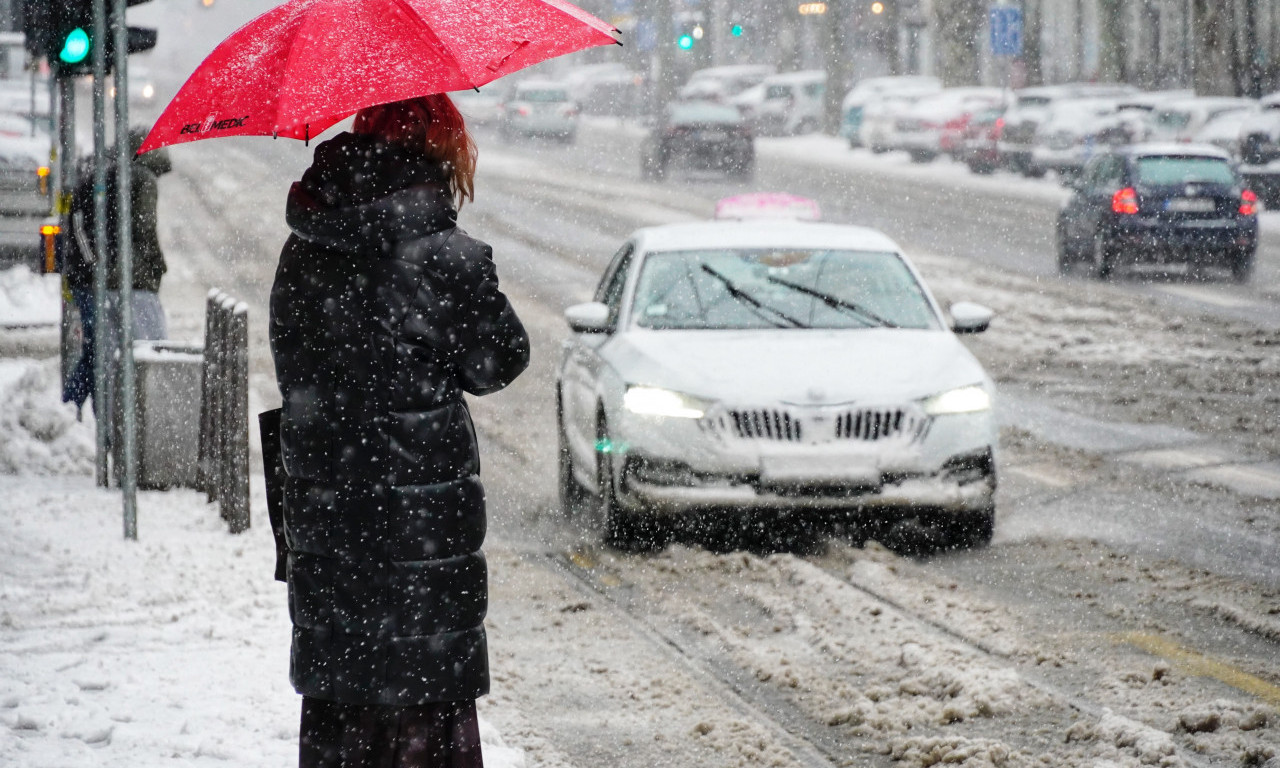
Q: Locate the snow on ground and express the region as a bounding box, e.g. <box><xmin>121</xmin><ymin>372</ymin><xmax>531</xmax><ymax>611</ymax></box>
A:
<box><xmin>0</xmin><ymin>352</ymin><xmax>525</xmax><ymax>767</ymax></box>
<box><xmin>0</xmin><ymin>266</ymin><xmax>61</xmax><ymax>328</ymax></box>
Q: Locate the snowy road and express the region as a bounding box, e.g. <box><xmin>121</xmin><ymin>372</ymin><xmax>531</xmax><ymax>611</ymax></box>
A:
<box><xmin>96</xmin><ymin>117</ymin><xmax>1280</xmax><ymax>766</ymax></box>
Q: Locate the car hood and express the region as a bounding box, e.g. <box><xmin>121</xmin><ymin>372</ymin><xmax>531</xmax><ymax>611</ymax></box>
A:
<box><xmin>603</xmin><ymin>329</ymin><xmax>991</xmax><ymax>406</ymax></box>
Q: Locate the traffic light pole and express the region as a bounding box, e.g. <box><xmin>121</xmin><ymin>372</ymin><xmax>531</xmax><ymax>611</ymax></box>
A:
<box><xmin>113</xmin><ymin>0</ymin><xmax>138</xmax><ymax>540</ymax></box>
<box><xmin>56</xmin><ymin>68</ymin><xmax>77</xmax><ymax>391</ymax></box>
<box><xmin>92</xmin><ymin>0</ymin><xmax>110</xmax><ymax>488</ymax></box>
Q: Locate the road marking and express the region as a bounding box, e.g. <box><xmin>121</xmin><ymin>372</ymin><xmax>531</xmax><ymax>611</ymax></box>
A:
<box><xmin>1114</xmin><ymin>447</ymin><xmax>1240</xmax><ymax>471</ymax></box>
<box><xmin>1006</xmin><ymin>463</ymin><xmax>1077</xmax><ymax>488</ymax></box>
<box><xmin>1115</xmin><ymin>632</ymin><xmax>1280</xmax><ymax>706</ymax></box>
<box><xmin>1155</xmin><ymin>284</ymin><xmax>1259</xmax><ymax>309</ymax></box>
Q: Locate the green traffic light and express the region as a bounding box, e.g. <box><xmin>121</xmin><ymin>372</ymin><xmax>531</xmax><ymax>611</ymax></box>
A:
<box><xmin>59</xmin><ymin>27</ymin><xmax>91</xmax><ymax>65</ymax></box>
<box><xmin>677</xmin><ymin>34</ymin><xmax>694</xmax><ymax>49</ymax></box>
<box><xmin>731</xmin><ymin>24</ymin><xmax>744</xmax><ymax>36</ymax></box>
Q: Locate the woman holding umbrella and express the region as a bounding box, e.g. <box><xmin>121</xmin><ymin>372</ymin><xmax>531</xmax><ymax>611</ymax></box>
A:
<box><xmin>269</xmin><ymin>94</ymin><xmax>529</xmax><ymax>767</ymax></box>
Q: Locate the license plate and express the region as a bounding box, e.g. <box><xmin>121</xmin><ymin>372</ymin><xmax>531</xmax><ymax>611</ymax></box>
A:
<box><xmin>1165</xmin><ymin>197</ymin><xmax>1216</xmax><ymax>213</ymax></box>
<box><xmin>696</xmin><ymin>130</ymin><xmax>727</xmax><ymax>141</ymax></box>
<box><xmin>760</xmin><ymin>454</ymin><xmax>879</xmax><ymax>486</ymax></box>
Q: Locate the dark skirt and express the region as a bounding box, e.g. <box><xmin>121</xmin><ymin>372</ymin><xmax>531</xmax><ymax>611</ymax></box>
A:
<box><xmin>299</xmin><ymin>696</ymin><xmax>484</xmax><ymax>768</ymax></box>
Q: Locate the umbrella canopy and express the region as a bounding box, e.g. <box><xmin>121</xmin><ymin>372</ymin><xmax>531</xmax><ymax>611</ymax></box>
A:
<box><xmin>139</xmin><ymin>0</ymin><xmax>618</xmax><ymax>154</ymax></box>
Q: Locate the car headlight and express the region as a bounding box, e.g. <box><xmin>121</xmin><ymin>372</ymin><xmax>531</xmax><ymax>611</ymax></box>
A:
<box><xmin>623</xmin><ymin>386</ymin><xmax>708</xmax><ymax>419</ymax></box>
<box><xmin>922</xmin><ymin>385</ymin><xmax>991</xmax><ymax>416</ymax></box>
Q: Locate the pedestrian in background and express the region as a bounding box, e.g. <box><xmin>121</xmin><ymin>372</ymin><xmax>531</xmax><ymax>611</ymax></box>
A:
<box><xmin>268</xmin><ymin>95</ymin><xmax>530</xmax><ymax>768</ymax></box>
<box><xmin>62</xmin><ymin>127</ymin><xmax>171</xmax><ymax>413</ymax></box>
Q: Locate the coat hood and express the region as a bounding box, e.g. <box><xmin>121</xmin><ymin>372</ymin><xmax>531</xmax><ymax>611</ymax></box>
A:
<box><xmin>285</xmin><ymin>131</ymin><xmax>457</xmax><ymax>253</ymax></box>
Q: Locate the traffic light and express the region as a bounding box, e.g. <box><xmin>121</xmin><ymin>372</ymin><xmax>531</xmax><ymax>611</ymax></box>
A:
<box><xmin>730</xmin><ymin>24</ymin><xmax>744</xmax><ymax>37</ymax></box>
<box><xmin>22</xmin><ymin>0</ymin><xmax>158</xmax><ymax>76</ymax></box>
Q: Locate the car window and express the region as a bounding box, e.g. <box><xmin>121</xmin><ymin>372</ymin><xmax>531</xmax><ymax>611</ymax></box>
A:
<box><xmin>804</xmin><ymin>83</ymin><xmax>825</xmax><ymax>98</ymax></box>
<box><xmin>630</xmin><ymin>249</ymin><xmax>939</xmax><ymax>331</ymax></box>
<box><xmin>1153</xmin><ymin>109</ymin><xmax>1190</xmax><ymax>131</ymax></box>
<box><xmin>1135</xmin><ymin>156</ymin><xmax>1235</xmax><ymax>186</ymax></box>
<box><xmin>668</xmin><ymin>103</ymin><xmax>741</xmax><ymax>125</ymax></box>
<box><xmin>765</xmin><ymin>85</ymin><xmax>792</xmax><ymax>99</ymax></box>
<box><xmin>1088</xmin><ymin>155</ymin><xmax>1124</xmax><ymax>192</ymax></box>
<box><xmin>595</xmin><ymin>242</ymin><xmax>635</xmax><ymax>324</ymax></box>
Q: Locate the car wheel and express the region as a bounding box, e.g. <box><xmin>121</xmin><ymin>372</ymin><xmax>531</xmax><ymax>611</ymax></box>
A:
<box><xmin>1055</xmin><ymin>221</ymin><xmax>1075</xmax><ymax>274</ymax></box>
<box><xmin>1023</xmin><ymin>166</ymin><xmax>1047</xmax><ymax>179</ymax></box>
<box><xmin>1230</xmin><ymin>250</ymin><xmax>1255</xmax><ymax>283</ymax></box>
<box><xmin>1091</xmin><ymin>230</ymin><xmax>1115</xmax><ymax>280</ymax></box>
<box><xmin>908</xmin><ymin>149</ymin><xmax>935</xmax><ymax>164</ymax></box>
<box><xmin>557</xmin><ymin>397</ymin><xmax>587</xmax><ymax>517</ymax></box>
<box><xmin>597</xmin><ymin>413</ymin><xmax>663</xmax><ymax>552</ymax></box>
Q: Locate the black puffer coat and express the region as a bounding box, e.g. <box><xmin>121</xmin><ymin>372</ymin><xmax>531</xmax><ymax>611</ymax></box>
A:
<box><xmin>269</xmin><ymin>132</ymin><xmax>529</xmax><ymax>707</ymax></box>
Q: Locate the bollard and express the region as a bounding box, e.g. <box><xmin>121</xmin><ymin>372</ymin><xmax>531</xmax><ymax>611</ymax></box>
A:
<box><xmin>197</xmin><ymin>290</ymin><xmax>222</xmax><ymax>497</ymax></box>
<box><xmin>195</xmin><ymin>289</ymin><xmax>252</xmax><ymax>533</ymax></box>
<box><xmin>223</xmin><ymin>303</ymin><xmax>250</xmax><ymax>534</ymax></box>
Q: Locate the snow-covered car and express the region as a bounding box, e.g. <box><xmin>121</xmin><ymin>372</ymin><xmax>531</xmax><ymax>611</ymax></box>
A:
<box><xmin>678</xmin><ymin>64</ymin><xmax>774</xmax><ymax>105</ymax></box>
<box><xmin>1238</xmin><ymin>92</ymin><xmax>1280</xmax><ymax>207</ymax></box>
<box><xmin>1193</xmin><ymin>108</ymin><xmax>1256</xmax><ymax>159</ymax></box>
<box><xmin>895</xmin><ymin>87</ymin><xmax>1006</xmax><ymax>163</ymax></box>
<box><xmin>998</xmin><ymin>83</ymin><xmax>1136</xmax><ymax>175</ymax></box>
<box><xmin>839</xmin><ymin>75</ymin><xmax>941</xmax><ymax>148</ymax></box>
<box><xmin>556</xmin><ymin>219</ymin><xmax>999</xmax><ymax>550</ymax></box>
<box><xmin>1147</xmin><ymin>96</ymin><xmax>1257</xmax><ymax>143</ymax></box>
<box><xmin>499</xmin><ymin>80</ymin><xmax>578</xmax><ymax>142</ymax></box>
<box><xmin>859</xmin><ymin>92</ymin><xmax>934</xmax><ymax>153</ymax></box>
<box><xmin>1028</xmin><ymin>97</ymin><xmax>1122</xmax><ymax>179</ymax></box>
<box><xmin>751</xmin><ymin>70</ymin><xmax>826</xmax><ymax>136</ymax></box>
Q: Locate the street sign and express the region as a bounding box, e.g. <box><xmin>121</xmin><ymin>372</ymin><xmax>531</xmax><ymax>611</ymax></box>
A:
<box><xmin>989</xmin><ymin>5</ymin><xmax>1023</xmax><ymax>57</ymax></box>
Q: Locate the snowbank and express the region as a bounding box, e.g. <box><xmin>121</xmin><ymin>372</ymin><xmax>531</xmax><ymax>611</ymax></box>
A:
<box><xmin>0</xmin><ymin>358</ymin><xmax>95</xmax><ymax>476</ymax></box>
<box><xmin>0</xmin><ymin>266</ymin><xmax>61</xmax><ymax>328</ymax></box>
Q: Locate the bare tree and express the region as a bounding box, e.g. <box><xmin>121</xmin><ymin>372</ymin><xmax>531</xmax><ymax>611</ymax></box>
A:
<box><xmin>933</xmin><ymin>0</ymin><xmax>984</xmax><ymax>85</ymax></box>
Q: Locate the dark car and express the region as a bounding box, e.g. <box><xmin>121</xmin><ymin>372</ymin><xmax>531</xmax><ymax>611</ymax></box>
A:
<box><xmin>641</xmin><ymin>102</ymin><xmax>753</xmax><ymax>181</ymax></box>
<box><xmin>1056</xmin><ymin>145</ymin><xmax>1258</xmax><ymax>282</ymax></box>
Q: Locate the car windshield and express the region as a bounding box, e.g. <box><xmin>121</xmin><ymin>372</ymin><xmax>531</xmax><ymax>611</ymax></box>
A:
<box><xmin>1135</xmin><ymin>156</ymin><xmax>1235</xmax><ymax>185</ymax></box>
<box><xmin>631</xmin><ymin>249</ymin><xmax>938</xmax><ymax>331</ymax></box>
<box><xmin>516</xmin><ymin>89</ymin><xmax>568</xmax><ymax>103</ymax></box>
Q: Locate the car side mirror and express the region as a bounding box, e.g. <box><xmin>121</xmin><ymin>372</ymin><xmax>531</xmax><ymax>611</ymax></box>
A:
<box><xmin>565</xmin><ymin>302</ymin><xmax>611</xmax><ymax>334</ymax></box>
<box><xmin>949</xmin><ymin>301</ymin><xmax>993</xmax><ymax>334</ymax></box>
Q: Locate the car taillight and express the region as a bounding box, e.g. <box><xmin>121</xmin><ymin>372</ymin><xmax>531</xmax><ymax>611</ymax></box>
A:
<box><xmin>1240</xmin><ymin>189</ymin><xmax>1258</xmax><ymax>215</ymax></box>
<box><xmin>1111</xmin><ymin>187</ymin><xmax>1139</xmax><ymax>215</ymax></box>
<box><xmin>518</xmin><ymin>106</ymin><xmax>531</xmax><ymax>117</ymax></box>
<box><xmin>562</xmin><ymin>105</ymin><xmax>578</xmax><ymax>117</ymax></box>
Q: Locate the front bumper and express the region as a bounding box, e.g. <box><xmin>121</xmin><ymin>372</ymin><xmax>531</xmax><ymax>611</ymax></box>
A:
<box><xmin>610</xmin><ymin>407</ymin><xmax>996</xmax><ymax>518</ymax></box>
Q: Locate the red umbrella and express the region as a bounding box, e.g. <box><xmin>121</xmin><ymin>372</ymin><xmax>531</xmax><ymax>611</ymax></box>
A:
<box><xmin>138</xmin><ymin>0</ymin><xmax>618</xmax><ymax>154</ymax></box>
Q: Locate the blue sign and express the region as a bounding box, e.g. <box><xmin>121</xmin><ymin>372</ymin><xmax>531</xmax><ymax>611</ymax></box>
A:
<box><xmin>635</xmin><ymin>19</ymin><xmax>656</xmax><ymax>52</ymax></box>
<box><xmin>989</xmin><ymin>6</ymin><xmax>1023</xmax><ymax>57</ymax></box>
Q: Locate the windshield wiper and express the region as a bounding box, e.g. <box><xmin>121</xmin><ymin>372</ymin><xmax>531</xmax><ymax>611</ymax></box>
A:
<box><xmin>700</xmin><ymin>265</ymin><xmax>807</xmax><ymax>329</ymax></box>
<box><xmin>764</xmin><ymin>275</ymin><xmax>898</xmax><ymax>328</ymax></box>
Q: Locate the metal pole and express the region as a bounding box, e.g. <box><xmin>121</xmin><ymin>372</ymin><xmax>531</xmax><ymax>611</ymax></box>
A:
<box><xmin>197</xmin><ymin>289</ymin><xmax>221</xmax><ymax>497</ymax></box>
<box><xmin>57</xmin><ymin>71</ymin><xmax>76</xmax><ymax>389</ymax></box>
<box><xmin>113</xmin><ymin>0</ymin><xmax>137</xmax><ymax>540</ymax></box>
<box><xmin>92</xmin><ymin>0</ymin><xmax>110</xmax><ymax>487</ymax></box>
<box><xmin>226</xmin><ymin>302</ymin><xmax>250</xmax><ymax>534</ymax></box>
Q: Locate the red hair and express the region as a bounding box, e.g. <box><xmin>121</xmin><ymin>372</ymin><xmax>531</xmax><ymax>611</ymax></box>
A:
<box><xmin>353</xmin><ymin>94</ymin><xmax>477</xmax><ymax>206</ymax></box>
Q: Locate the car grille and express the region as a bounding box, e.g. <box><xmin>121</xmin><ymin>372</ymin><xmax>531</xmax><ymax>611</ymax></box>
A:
<box><xmin>708</xmin><ymin>406</ymin><xmax>924</xmax><ymax>444</ymax></box>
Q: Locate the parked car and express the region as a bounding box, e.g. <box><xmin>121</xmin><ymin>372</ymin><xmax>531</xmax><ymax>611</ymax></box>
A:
<box><xmin>1193</xmin><ymin>109</ymin><xmax>1256</xmax><ymax>158</ymax></box>
<box><xmin>839</xmin><ymin>75</ymin><xmax>941</xmax><ymax>148</ymax></box>
<box><xmin>999</xmin><ymin>83</ymin><xmax>1136</xmax><ymax>175</ymax></box>
<box><xmin>859</xmin><ymin>92</ymin><xmax>934</xmax><ymax>153</ymax></box>
<box><xmin>1147</xmin><ymin>96</ymin><xmax>1257</xmax><ymax>143</ymax></box>
<box><xmin>678</xmin><ymin>65</ymin><xmax>775</xmax><ymax>105</ymax></box>
<box><xmin>576</xmin><ymin>69</ymin><xmax>646</xmax><ymax>117</ymax></box>
<box><xmin>640</xmin><ymin>101</ymin><xmax>753</xmax><ymax>181</ymax></box>
<box><xmin>956</xmin><ymin>105</ymin><xmax>1005</xmax><ymax>174</ymax></box>
<box><xmin>896</xmin><ymin>87</ymin><xmax>1006</xmax><ymax>163</ymax></box>
<box><xmin>499</xmin><ymin>80</ymin><xmax>578</xmax><ymax>142</ymax></box>
<box><xmin>1028</xmin><ymin>97</ymin><xmax>1122</xmax><ymax>179</ymax></box>
<box><xmin>1056</xmin><ymin>144</ymin><xmax>1258</xmax><ymax>282</ymax></box>
<box><xmin>1238</xmin><ymin>92</ymin><xmax>1280</xmax><ymax>207</ymax></box>
<box><xmin>560</xmin><ymin>62</ymin><xmax>630</xmax><ymax>104</ymax></box>
<box><xmin>751</xmin><ymin>70</ymin><xmax>826</xmax><ymax>136</ymax></box>
<box><xmin>556</xmin><ymin>217</ymin><xmax>998</xmax><ymax>550</ymax></box>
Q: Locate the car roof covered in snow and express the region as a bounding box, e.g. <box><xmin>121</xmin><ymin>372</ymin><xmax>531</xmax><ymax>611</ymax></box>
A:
<box><xmin>1120</xmin><ymin>142</ymin><xmax>1234</xmax><ymax>160</ymax></box>
<box><xmin>633</xmin><ymin>220</ymin><xmax>902</xmax><ymax>255</ymax></box>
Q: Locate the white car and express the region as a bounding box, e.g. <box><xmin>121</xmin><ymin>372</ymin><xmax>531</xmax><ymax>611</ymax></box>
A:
<box><xmin>556</xmin><ymin>219</ymin><xmax>998</xmax><ymax>550</ymax></box>
<box><xmin>499</xmin><ymin>80</ymin><xmax>578</xmax><ymax>142</ymax></box>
